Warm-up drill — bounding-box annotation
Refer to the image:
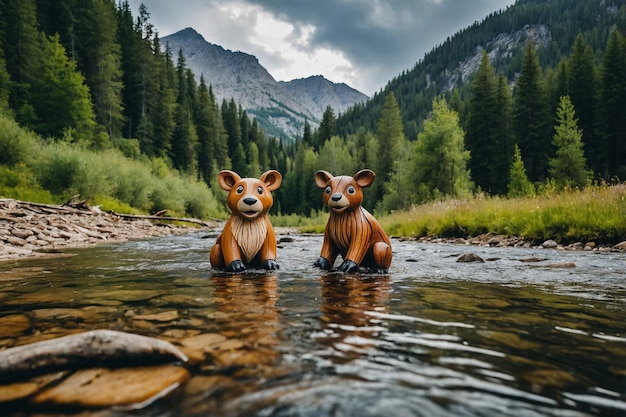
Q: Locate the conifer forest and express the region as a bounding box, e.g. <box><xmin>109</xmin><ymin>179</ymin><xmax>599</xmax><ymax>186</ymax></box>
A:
<box><xmin>0</xmin><ymin>0</ymin><xmax>625</xmax><ymax>218</ymax></box>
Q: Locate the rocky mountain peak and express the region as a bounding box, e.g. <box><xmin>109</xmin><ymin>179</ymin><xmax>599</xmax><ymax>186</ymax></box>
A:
<box><xmin>162</xmin><ymin>28</ymin><xmax>368</xmax><ymax>140</ymax></box>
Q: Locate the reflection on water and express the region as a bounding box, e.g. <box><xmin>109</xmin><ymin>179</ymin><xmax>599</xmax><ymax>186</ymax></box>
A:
<box><xmin>0</xmin><ymin>232</ymin><xmax>625</xmax><ymax>416</ymax></box>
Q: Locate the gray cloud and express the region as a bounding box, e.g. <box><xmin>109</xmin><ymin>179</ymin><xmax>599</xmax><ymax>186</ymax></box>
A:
<box><xmin>126</xmin><ymin>0</ymin><xmax>516</xmax><ymax>95</ymax></box>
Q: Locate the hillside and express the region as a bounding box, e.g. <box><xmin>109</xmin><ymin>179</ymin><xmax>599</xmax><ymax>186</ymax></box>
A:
<box><xmin>162</xmin><ymin>28</ymin><xmax>368</xmax><ymax>140</ymax></box>
<box><xmin>337</xmin><ymin>0</ymin><xmax>626</xmax><ymax>141</ymax></box>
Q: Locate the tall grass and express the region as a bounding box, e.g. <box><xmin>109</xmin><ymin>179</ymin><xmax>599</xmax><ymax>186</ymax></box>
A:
<box><xmin>0</xmin><ymin>114</ymin><xmax>225</xmax><ymax>219</ymax></box>
<box><xmin>380</xmin><ymin>184</ymin><xmax>626</xmax><ymax>244</ymax></box>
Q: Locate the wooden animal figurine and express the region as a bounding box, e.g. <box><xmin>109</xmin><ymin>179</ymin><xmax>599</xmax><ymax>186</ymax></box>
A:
<box><xmin>210</xmin><ymin>170</ymin><xmax>282</xmax><ymax>272</ymax></box>
<box><xmin>313</xmin><ymin>169</ymin><xmax>392</xmax><ymax>273</ymax></box>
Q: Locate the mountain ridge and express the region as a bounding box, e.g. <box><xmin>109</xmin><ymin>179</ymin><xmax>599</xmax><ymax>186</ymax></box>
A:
<box><xmin>162</xmin><ymin>27</ymin><xmax>368</xmax><ymax>139</ymax></box>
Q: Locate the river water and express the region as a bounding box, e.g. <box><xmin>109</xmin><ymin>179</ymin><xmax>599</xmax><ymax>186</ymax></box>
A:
<box><xmin>1</xmin><ymin>231</ymin><xmax>625</xmax><ymax>416</ymax></box>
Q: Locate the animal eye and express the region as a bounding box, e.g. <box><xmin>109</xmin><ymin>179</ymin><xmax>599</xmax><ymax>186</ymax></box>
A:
<box><xmin>236</xmin><ymin>185</ymin><xmax>244</xmax><ymax>194</ymax></box>
<box><xmin>257</xmin><ymin>186</ymin><xmax>263</xmax><ymax>195</ymax></box>
<box><xmin>324</xmin><ymin>186</ymin><xmax>331</xmax><ymax>195</ymax></box>
<box><xmin>347</xmin><ymin>186</ymin><xmax>356</xmax><ymax>194</ymax></box>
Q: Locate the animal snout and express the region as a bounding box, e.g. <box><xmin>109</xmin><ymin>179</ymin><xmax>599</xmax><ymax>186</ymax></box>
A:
<box><xmin>243</xmin><ymin>197</ymin><xmax>258</xmax><ymax>206</ymax></box>
<box><xmin>331</xmin><ymin>193</ymin><xmax>343</xmax><ymax>202</ymax></box>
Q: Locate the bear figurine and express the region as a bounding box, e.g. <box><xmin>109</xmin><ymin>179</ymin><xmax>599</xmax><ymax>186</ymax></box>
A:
<box><xmin>210</xmin><ymin>170</ymin><xmax>282</xmax><ymax>272</ymax></box>
<box><xmin>313</xmin><ymin>169</ymin><xmax>392</xmax><ymax>273</ymax></box>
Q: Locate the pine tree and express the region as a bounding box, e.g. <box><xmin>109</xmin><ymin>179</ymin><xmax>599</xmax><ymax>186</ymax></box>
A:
<box><xmin>195</xmin><ymin>75</ymin><xmax>218</xmax><ymax>184</ymax></box>
<box><xmin>29</xmin><ymin>33</ymin><xmax>96</xmax><ymax>140</ymax></box>
<box><xmin>507</xmin><ymin>144</ymin><xmax>535</xmax><ymax>198</ymax></box>
<box><xmin>549</xmin><ymin>95</ymin><xmax>591</xmax><ymax>188</ymax></box>
<box><xmin>170</xmin><ymin>50</ymin><xmax>198</xmax><ymax>174</ymax></box>
<box><xmin>492</xmin><ymin>73</ymin><xmax>514</xmax><ymax>194</ymax></box>
<box><xmin>412</xmin><ymin>96</ymin><xmax>472</xmax><ymax>201</ymax></box>
<box><xmin>596</xmin><ymin>29</ymin><xmax>626</xmax><ymax>179</ymax></box>
<box><xmin>3</xmin><ymin>0</ymin><xmax>41</xmax><ymax>124</ymax></box>
<box><xmin>316</xmin><ymin>105</ymin><xmax>337</xmax><ymax>150</ymax></box>
<box><xmin>302</xmin><ymin>120</ymin><xmax>312</xmax><ymax>147</ymax></box>
<box><xmin>466</xmin><ymin>50</ymin><xmax>498</xmax><ymax>193</ymax></box>
<box><xmin>567</xmin><ymin>34</ymin><xmax>597</xmax><ymax>174</ymax></box>
<box><xmin>73</xmin><ymin>0</ymin><xmax>125</xmax><ymax>140</ymax></box>
<box><xmin>375</xmin><ymin>92</ymin><xmax>404</xmax><ymax>201</ymax></box>
<box><xmin>513</xmin><ymin>41</ymin><xmax>551</xmax><ymax>182</ymax></box>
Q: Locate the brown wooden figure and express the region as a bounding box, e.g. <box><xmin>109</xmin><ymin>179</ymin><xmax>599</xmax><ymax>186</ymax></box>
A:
<box><xmin>313</xmin><ymin>169</ymin><xmax>392</xmax><ymax>273</ymax></box>
<box><xmin>210</xmin><ymin>170</ymin><xmax>282</xmax><ymax>272</ymax></box>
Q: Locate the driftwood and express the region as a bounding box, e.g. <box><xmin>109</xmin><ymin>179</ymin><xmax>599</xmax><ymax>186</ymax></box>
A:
<box><xmin>0</xmin><ymin>330</ymin><xmax>188</xmax><ymax>379</ymax></box>
<box><xmin>111</xmin><ymin>212</ymin><xmax>216</xmax><ymax>227</ymax></box>
<box><xmin>0</xmin><ymin>197</ymin><xmax>218</xmax><ymax>226</ymax></box>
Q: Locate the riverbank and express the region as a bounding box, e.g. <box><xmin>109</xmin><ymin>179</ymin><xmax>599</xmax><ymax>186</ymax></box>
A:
<box><xmin>0</xmin><ymin>198</ymin><xmax>218</xmax><ymax>262</ymax></box>
<box><xmin>1</xmin><ymin>197</ymin><xmax>625</xmax><ymax>264</ymax></box>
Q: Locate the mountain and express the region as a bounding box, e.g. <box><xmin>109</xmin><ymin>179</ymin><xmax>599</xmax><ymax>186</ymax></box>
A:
<box><xmin>161</xmin><ymin>28</ymin><xmax>368</xmax><ymax>140</ymax></box>
<box><xmin>336</xmin><ymin>0</ymin><xmax>626</xmax><ymax>141</ymax></box>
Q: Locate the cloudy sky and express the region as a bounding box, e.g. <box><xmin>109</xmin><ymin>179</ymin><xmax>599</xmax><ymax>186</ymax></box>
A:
<box><xmin>125</xmin><ymin>0</ymin><xmax>517</xmax><ymax>96</ymax></box>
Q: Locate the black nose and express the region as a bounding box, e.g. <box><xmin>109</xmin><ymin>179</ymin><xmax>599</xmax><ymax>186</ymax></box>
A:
<box><xmin>331</xmin><ymin>193</ymin><xmax>342</xmax><ymax>202</ymax></box>
<box><xmin>243</xmin><ymin>197</ymin><xmax>257</xmax><ymax>206</ymax></box>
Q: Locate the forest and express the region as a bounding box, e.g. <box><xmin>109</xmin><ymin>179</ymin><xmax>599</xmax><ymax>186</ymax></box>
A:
<box><xmin>0</xmin><ymin>0</ymin><xmax>625</xmax><ymax>220</ymax></box>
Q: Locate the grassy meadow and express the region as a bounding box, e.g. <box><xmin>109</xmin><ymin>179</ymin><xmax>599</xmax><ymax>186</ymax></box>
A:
<box><xmin>289</xmin><ymin>183</ymin><xmax>626</xmax><ymax>245</ymax></box>
<box><xmin>380</xmin><ymin>184</ymin><xmax>625</xmax><ymax>244</ymax></box>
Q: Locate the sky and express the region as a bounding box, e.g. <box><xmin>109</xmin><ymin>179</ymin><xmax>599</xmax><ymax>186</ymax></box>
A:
<box><xmin>125</xmin><ymin>0</ymin><xmax>517</xmax><ymax>96</ymax></box>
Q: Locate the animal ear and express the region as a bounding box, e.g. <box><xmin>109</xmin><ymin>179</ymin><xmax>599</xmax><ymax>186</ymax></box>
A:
<box><xmin>218</xmin><ymin>170</ymin><xmax>241</xmax><ymax>191</ymax></box>
<box><xmin>260</xmin><ymin>170</ymin><xmax>282</xmax><ymax>191</ymax></box>
<box><xmin>353</xmin><ymin>169</ymin><xmax>375</xmax><ymax>188</ymax></box>
<box><xmin>314</xmin><ymin>170</ymin><xmax>333</xmax><ymax>188</ymax></box>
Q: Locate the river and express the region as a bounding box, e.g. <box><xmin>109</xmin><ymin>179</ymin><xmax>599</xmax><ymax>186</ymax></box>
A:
<box><xmin>1</xmin><ymin>231</ymin><xmax>625</xmax><ymax>416</ymax></box>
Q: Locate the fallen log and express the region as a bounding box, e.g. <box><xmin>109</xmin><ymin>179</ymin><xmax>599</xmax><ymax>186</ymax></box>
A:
<box><xmin>110</xmin><ymin>211</ymin><xmax>218</xmax><ymax>227</ymax></box>
<box><xmin>0</xmin><ymin>330</ymin><xmax>188</xmax><ymax>381</ymax></box>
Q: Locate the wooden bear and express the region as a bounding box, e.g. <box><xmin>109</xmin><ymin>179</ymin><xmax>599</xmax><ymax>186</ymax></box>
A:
<box><xmin>210</xmin><ymin>170</ymin><xmax>282</xmax><ymax>272</ymax></box>
<box><xmin>313</xmin><ymin>169</ymin><xmax>392</xmax><ymax>273</ymax></box>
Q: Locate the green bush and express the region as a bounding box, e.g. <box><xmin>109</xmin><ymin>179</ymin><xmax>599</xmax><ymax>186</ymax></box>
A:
<box><xmin>0</xmin><ymin>115</ymin><xmax>36</xmax><ymax>166</ymax></box>
<box><xmin>0</xmin><ymin>112</ymin><xmax>226</xmax><ymax>220</ymax></box>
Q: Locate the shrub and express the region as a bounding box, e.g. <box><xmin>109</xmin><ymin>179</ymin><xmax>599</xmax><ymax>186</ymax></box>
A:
<box><xmin>0</xmin><ymin>115</ymin><xmax>36</xmax><ymax>166</ymax></box>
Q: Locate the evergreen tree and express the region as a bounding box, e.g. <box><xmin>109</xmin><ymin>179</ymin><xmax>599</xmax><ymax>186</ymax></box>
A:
<box><xmin>247</xmin><ymin>142</ymin><xmax>261</xmax><ymax>178</ymax></box>
<box><xmin>151</xmin><ymin>44</ymin><xmax>176</xmax><ymax>158</ymax></box>
<box><xmin>317</xmin><ymin>135</ymin><xmax>355</xmax><ymax>175</ymax></box>
<box><xmin>549</xmin><ymin>95</ymin><xmax>591</xmax><ymax>188</ymax></box>
<box><xmin>3</xmin><ymin>0</ymin><xmax>40</xmax><ymax>124</ymax></box>
<box><xmin>507</xmin><ymin>144</ymin><xmax>535</xmax><ymax>198</ymax></box>
<box><xmin>379</xmin><ymin>135</ymin><xmax>413</xmax><ymax>212</ymax></box>
<box><xmin>412</xmin><ymin>97</ymin><xmax>472</xmax><ymax>202</ymax></box>
<box><xmin>316</xmin><ymin>105</ymin><xmax>337</xmax><ymax>150</ymax></box>
<box><xmin>492</xmin><ymin>73</ymin><xmax>514</xmax><ymax>193</ymax></box>
<box><xmin>222</xmin><ymin>98</ymin><xmax>244</xmax><ymax>172</ymax></box>
<box><xmin>567</xmin><ymin>34</ymin><xmax>598</xmax><ymax>174</ymax></box>
<box><xmin>350</xmin><ymin>128</ymin><xmax>379</xmax><ymax>209</ymax></box>
<box><xmin>596</xmin><ymin>29</ymin><xmax>626</xmax><ymax>180</ymax></box>
<box><xmin>0</xmin><ymin>57</ymin><xmax>11</xmax><ymax>115</ymax></box>
<box><xmin>466</xmin><ymin>50</ymin><xmax>498</xmax><ymax>193</ymax></box>
<box><xmin>195</xmin><ymin>75</ymin><xmax>218</xmax><ymax>184</ymax></box>
<box><xmin>375</xmin><ymin>92</ymin><xmax>404</xmax><ymax>201</ymax></box>
<box><xmin>73</xmin><ymin>0</ymin><xmax>125</xmax><ymax>140</ymax></box>
<box><xmin>29</xmin><ymin>33</ymin><xmax>96</xmax><ymax>140</ymax></box>
<box><xmin>513</xmin><ymin>41</ymin><xmax>551</xmax><ymax>182</ymax></box>
<box><xmin>170</xmin><ymin>50</ymin><xmax>198</xmax><ymax>174</ymax></box>
<box><xmin>302</xmin><ymin>119</ymin><xmax>312</xmax><ymax>147</ymax></box>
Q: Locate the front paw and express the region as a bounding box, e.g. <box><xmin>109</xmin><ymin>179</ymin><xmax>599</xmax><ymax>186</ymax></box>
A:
<box><xmin>338</xmin><ymin>260</ymin><xmax>359</xmax><ymax>273</ymax></box>
<box><xmin>225</xmin><ymin>260</ymin><xmax>246</xmax><ymax>272</ymax></box>
<box><xmin>262</xmin><ymin>259</ymin><xmax>280</xmax><ymax>270</ymax></box>
<box><xmin>314</xmin><ymin>257</ymin><xmax>331</xmax><ymax>270</ymax></box>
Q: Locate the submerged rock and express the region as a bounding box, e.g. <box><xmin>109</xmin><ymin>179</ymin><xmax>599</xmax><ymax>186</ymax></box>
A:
<box><xmin>31</xmin><ymin>365</ymin><xmax>190</xmax><ymax>408</ymax></box>
<box><xmin>456</xmin><ymin>253</ymin><xmax>485</xmax><ymax>263</ymax></box>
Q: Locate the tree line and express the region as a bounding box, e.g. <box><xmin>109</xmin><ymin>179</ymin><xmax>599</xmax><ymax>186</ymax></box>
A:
<box><xmin>0</xmin><ymin>0</ymin><xmax>624</xmax><ymax>219</ymax></box>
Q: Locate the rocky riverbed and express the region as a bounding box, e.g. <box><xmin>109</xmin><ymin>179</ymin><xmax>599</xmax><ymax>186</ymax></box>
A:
<box><xmin>0</xmin><ymin>198</ymin><xmax>217</xmax><ymax>262</ymax></box>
